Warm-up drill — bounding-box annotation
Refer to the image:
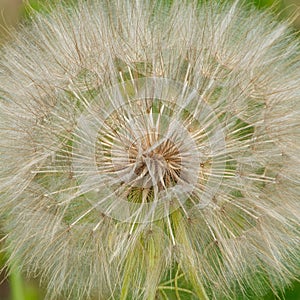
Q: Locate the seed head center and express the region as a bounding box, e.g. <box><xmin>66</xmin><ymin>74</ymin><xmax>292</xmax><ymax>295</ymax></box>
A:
<box><xmin>129</xmin><ymin>135</ymin><xmax>181</xmax><ymax>189</ymax></box>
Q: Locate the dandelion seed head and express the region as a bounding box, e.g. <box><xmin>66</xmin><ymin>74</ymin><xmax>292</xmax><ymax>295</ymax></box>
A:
<box><xmin>0</xmin><ymin>0</ymin><xmax>299</xmax><ymax>299</ymax></box>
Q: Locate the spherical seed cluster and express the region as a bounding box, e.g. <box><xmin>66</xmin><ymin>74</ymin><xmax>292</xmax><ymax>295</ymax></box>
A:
<box><xmin>0</xmin><ymin>1</ymin><xmax>300</xmax><ymax>299</ymax></box>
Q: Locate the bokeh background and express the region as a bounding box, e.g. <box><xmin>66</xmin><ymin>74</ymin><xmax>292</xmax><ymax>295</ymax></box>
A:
<box><xmin>0</xmin><ymin>0</ymin><xmax>299</xmax><ymax>299</ymax></box>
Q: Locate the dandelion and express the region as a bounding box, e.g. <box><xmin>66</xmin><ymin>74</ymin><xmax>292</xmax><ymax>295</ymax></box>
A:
<box><xmin>0</xmin><ymin>0</ymin><xmax>300</xmax><ymax>299</ymax></box>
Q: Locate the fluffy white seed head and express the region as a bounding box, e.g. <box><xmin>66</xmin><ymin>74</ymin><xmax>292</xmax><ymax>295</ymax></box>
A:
<box><xmin>0</xmin><ymin>1</ymin><xmax>300</xmax><ymax>299</ymax></box>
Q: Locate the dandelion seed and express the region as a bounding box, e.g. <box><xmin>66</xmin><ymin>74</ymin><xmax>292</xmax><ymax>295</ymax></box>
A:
<box><xmin>0</xmin><ymin>1</ymin><xmax>300</xmax><ymax>299</ymax></box>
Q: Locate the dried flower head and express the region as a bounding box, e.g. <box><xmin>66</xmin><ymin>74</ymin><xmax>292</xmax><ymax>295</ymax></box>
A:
<box><xmin>0</xmin><ymin>0</ymin><xmax>300</xmax><ymax>299</ymax></box>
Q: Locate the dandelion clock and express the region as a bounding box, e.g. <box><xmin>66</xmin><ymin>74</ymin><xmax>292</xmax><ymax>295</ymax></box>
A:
<box><xmin>0</xmin><ymin>1</ymin><xmax>299</xmax><ymax>299</ymax></box>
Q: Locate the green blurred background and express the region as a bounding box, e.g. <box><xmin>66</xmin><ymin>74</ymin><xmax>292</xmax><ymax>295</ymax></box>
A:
<box><xmin>0</xmin><ymin>0</ymin><xmax>299</xmax><ymax>299</ymax></box>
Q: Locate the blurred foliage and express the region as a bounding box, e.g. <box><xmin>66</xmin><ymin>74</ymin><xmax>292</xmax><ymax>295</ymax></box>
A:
<box><xmin>0</xmin><ymin>0</ymin><xmax>299</xmax><ymax>299</ymax></box>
